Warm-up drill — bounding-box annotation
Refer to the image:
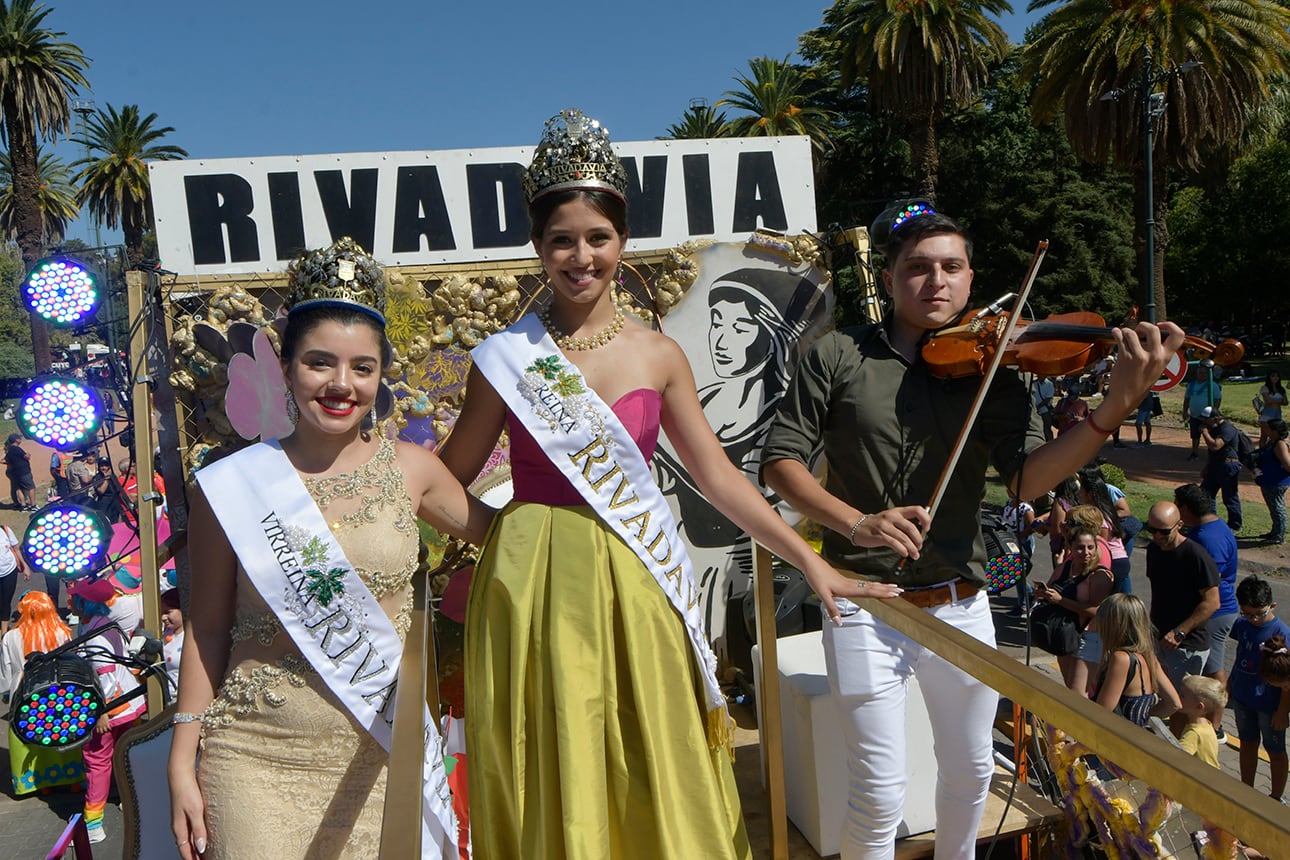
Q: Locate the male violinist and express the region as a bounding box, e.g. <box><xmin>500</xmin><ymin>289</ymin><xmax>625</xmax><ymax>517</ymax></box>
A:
<box><xmin>761</xmin><ymin>206</ymin><xmax>1185</xmax><ymax>860</ymax></box>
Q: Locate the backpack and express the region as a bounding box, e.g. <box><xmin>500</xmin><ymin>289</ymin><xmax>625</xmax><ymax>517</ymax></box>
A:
<box><xmin>1234</xmin><ymin>427</ymin><xmax>1258</xmax><ymax>471</ymax></box>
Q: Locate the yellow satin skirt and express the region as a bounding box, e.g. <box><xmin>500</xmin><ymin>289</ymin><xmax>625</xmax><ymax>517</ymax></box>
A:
<box><xmin>465</xmin><ymin>502</ymin><xmax>751</xmax><ymax>860</ymax></box>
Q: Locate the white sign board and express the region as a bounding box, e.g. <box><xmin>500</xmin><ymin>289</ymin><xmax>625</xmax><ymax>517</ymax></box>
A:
<box><xmin>149</xmin><ymin>136</ymin><xmax>817</xmax><ymax>276</ymax></box>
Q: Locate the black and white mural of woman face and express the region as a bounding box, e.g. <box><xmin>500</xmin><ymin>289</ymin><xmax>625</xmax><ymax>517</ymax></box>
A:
<box><xmin>708</xmin><ymin>286</ymin><xmax>775</xmax><ymax>380</ymax></box>
<box><xmin>649</xmin><ymin>246</ymin><xmax>832</xmax><ymax>644</ymax></box>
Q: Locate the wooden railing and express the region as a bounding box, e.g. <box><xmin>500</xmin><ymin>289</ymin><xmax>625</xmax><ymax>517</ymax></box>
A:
<box><xmin>752</xmin><ymin>543</ymin><xmax>1290</xmax><ymax>859</ymax></box>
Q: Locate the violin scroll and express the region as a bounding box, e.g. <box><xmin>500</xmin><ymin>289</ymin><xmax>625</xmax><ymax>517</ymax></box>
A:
<box><xmin>1179</xmin><ymin>334</ymin><xmax>1244</xmax><ymax>369</ymax></box>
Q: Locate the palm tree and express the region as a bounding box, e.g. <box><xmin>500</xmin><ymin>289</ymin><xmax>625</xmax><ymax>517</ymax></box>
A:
<box><xmin>823</xmin><ymin>0</ymin><xmax>1010</xmax><ymax>202</ymax></box>
<box><xmin>0</xmin><ymin>0</ymin><xmax>89</xmax><ymax>371</ymax></box>
<box><xmin>1024</xmin><ymin>0</ymin><xmax>1290</xmax><ymax>320</ymax></box>
<box><xmin>0</xmin><ymin>147</ymin><xmax>77</xmax><ymax>243</ymax></box>
<box><xmin>717</xmin><ymin>56</ymin><xmax>836</xmax><ymax>152</ymax></box>
<box><xmin>73</xmin><ymin>103</ymin><xmax>187</xmax><ymax>267</ymax></box>
<box><xmin>663</xmin><ymin>103</ymin><xmax>731</xmax><ymax>139</ymax></box>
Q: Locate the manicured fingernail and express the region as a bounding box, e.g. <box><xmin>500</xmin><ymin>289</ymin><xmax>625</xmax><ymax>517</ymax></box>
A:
<box><xmin>195</xmin><ymin>838</ymin><xmax>206</xmax><ymax>854</ymax></box>
<box><xmin>831</xmin><ymin>614</ymin><xmax>842</xmax><ymax>627</ymax></box>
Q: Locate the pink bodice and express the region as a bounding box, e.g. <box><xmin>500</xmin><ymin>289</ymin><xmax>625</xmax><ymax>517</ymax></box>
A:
<box><xmin>508</xmin><ymin>388</ymin><xmax>663</xmax><ymax>506</ymax></box>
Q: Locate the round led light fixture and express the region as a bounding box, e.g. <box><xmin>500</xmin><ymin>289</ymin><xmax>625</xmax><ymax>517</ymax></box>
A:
<box><xmin>17</xmin><ymin>377</ymin><xmax>103</xmax><ymax>451</ymax></box>
<box><xmin>22</xmin><ymin>504</ymin><xmax>111</xmax><ymax>581</ymax></box>
<box><xmin>23</xmin><ymin>258</ymin><xmax>101</xmax><ymax>326</ymax></box>
<box><xmin>10</xmin><ymin>653</ymin><xmax>105</xmax><ymax>749</ymax></box>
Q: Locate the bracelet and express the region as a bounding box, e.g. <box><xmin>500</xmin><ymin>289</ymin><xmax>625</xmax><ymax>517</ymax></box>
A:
<box><xmin>1085</xmin><ymin>410</ymin><xmax>1116</xmax><ymax>437</ymax></box>
<box><xmin>173</xmin><ymin>712</ymin><xmax>204</xmax><ymax>724</ymax></box>
<box><xmin>848</xmin><ymin>514</ymin><xmax>871</xmax><ymax>544</ymax></box>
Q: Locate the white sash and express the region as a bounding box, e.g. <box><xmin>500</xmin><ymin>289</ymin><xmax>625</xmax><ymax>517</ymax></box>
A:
<box><xmin>196</xmin><ymin>440</ymin><xmax>456</xmax><ymax>858</ymax></box>
<box><xmin>471</xmin><ymin>315</ymin><xmax>724</xmax><ymax>714</ymax></box>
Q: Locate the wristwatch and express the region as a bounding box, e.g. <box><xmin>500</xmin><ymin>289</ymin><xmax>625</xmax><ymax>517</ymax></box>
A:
<box><xmin>1174</xmin><ymin>627</ymin><xmax>1187</xmax><ymax>640</ymax></box>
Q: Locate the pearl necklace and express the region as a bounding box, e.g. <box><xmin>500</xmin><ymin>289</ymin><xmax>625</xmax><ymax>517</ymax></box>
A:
<box><xmin>539</xmin><ymin>307</ymin><xmax>625</xmax><ymax>351</ymax></box>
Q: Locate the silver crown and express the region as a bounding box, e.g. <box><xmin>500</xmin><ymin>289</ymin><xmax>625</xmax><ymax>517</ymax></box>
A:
<box><xmin>523</xmin><ymin>108</ymin><xmax>629</xmax><ymax>203</ymax></box>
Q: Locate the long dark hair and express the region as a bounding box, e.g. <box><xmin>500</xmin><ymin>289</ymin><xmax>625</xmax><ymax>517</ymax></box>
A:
<box><xmin>1265</xmin><ymin>371</ymin><xmax>1286</xmax><ymax>398</ymax></box>
<box><xmin>1077</xmin><ymin>465</ymin><xmax>1124</xmax><ymax>540</ymax></box>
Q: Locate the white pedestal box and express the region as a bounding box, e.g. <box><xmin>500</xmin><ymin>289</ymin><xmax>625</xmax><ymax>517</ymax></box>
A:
<box><xmin>752</xmin><ymin>630</ymin><xmax>938</xmax><ymax>857</ymax></box>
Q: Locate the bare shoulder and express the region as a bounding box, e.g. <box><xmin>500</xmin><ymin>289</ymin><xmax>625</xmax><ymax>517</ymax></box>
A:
<box><xmin>618</xmin><ymin>317</ymin><xmax>677</xmax><ymax>354</ymax></box>
<box><xmin>615</xmin><ymin>319</ymin><xmax>687</xmax><ymax>385</ymax></box>
<box><xmin>1106</xmin><ymin>648</ymin><xmax>1131</xmax><ymax>669</ymax></box>
<box><xmin>393</xmin><ymin>438</ymin><xmax>439</xmax><ymax>468</ymax></box>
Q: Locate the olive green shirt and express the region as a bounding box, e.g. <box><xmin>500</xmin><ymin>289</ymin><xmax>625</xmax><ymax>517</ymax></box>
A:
<box><xmin>761</xmin><ymin>321</ymin><xmax>1044</xmax><ymax>587</ymax></box>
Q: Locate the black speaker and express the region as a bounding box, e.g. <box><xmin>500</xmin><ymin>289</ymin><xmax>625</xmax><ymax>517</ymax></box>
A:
<box><xmin>726</xmin><ymin>566</ymin><xmax>823</xmax><ymax>680</ymax></box>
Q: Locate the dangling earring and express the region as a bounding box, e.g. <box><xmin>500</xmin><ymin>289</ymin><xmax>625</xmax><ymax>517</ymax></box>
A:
<box><xmin>612</xmin><ymin>260</ymin><xmax>625</xmax><ymax>306</ymax></box>
<box><xmin>361</xmin><ymin>409</ymin><xmax>375</xmax><ymax>433</ymax></box>
<box><xmin>285</xmin><ymin>390</ymin><xmax>299</xmax><ymax>425</ymax></box>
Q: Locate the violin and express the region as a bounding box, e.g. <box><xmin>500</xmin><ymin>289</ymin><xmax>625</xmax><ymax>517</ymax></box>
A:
<box><xmin>923</xmin><ymin>311</ymin><xmax>1246</xmax><ymax>380</ymax></box>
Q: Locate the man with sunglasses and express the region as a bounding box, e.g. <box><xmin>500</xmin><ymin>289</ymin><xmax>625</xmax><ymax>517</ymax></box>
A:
<box><xmin>1176</xmin><ymin>483</ymin><xmax>1239</xmax><ymax>741</ymax></box>
<box><xmin>1145</xmin><ymin>500</ymin><xmax>1221</xmax><ymax>690</ymax></box>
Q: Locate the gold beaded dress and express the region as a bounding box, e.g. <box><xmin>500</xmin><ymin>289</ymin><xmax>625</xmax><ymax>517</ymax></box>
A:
<box><xmin>197</xmin><ymin>438</ymin><xmax>416</xmax><ymax>859</ymax></box>
<box><xmin>465</xmin><ymin>391</ymin><xmax>751</xmax><ymax>860</ymax></box>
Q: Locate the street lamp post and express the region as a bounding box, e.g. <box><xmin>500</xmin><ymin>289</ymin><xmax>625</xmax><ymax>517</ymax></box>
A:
<box><xmin>1141</xmin><ymin>50</ymin><xmax>1157</xmax><ymax>322</ymax></box>
<box><xmin>1101</xmin><ymin>51</ymin><xmax>1200</xmax><ymax>323</ymax></box>
<box><xmin>71</xmin><ymin>99</ymin><xmax>102</xmax><ymax>248</ymax></box>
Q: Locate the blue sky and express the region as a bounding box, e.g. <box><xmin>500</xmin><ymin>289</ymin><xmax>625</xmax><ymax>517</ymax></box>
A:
<box><xmin>45</xmin><ymin>0</ymin><xmax>1038</xmax><ymax>244</ymax></box>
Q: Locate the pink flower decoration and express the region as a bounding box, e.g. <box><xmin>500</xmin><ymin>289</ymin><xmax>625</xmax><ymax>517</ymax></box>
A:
<box><xmin>226</xmin><ymin>328</ymin><xmax>293</xmax><ymax>441</ymax></box>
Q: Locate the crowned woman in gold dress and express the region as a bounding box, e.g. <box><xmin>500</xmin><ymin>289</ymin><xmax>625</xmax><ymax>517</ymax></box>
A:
<box><xmin>167</xmin><ymin>240</ymin><xmax>492</xmax><ymax>859</ymax></box>
<box><xmin>440</xmin><ymin>109</ymin><xmax>887</xmax><ymax>860</ymax></box>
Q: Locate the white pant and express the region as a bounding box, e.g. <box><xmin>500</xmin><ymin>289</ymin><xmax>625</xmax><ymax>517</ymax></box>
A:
<box><xmin>822</xmin><ymin>590</ymin><xmax>999</xmax><ymax>860</ymax></box>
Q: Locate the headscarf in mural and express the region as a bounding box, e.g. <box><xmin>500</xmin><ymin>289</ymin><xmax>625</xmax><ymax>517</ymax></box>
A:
<box><xmin>652</xmin><ymin>243</ymin><xmax>832</xmax><ymax>642</ymax></box>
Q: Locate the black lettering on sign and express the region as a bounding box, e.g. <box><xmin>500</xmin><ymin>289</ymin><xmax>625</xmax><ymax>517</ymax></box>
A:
<box><xmin>622</xmin><ymin>156</ymin><xmax>667</xmax><ymax>239</ymax></box>
<box><xmin>467</xmin><ymin>163</ymin><xmax>529</xmax><ymax>249</ymax></box>
<box><xmin>392</xmin><ymin>166</ymin><xmax>457</xmax><ymax>253</ymax></box>
<box><xmin>184</xmin><ymin>174</ymin><xmax>260</xmax><ymax>265</ymax></box>
<box><xmin>681</xmin><ymin>154</ymin><xmax>714</xmax><ymax>236</ymax></box>
<box><xmin>732</xmin><ymin>151</ymin><xmax>788</xmax><ymax>232</ymax></box>
<box><xmin>314</xmin><ymin>169</ymin><xmax>378</xmax><ymax>253</ymax></box>
<box><xmin>267</xmin><ymin>173</ymin><xmax>306</xmax><ymax>261</ymax></box>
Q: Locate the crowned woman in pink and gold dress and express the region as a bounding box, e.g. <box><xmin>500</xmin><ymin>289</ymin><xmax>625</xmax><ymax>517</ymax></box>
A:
<box><xmin>440</xmin><ymin>109</ymin><xmax>896</xmax><ymax>860</ymax></box>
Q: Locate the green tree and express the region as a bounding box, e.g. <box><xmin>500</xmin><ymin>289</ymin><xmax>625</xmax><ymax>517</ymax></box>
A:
<box><xmin>73</xmin><ymin>103</ymin><xmax>187</xmax><ymax>268</ymax></box>
<box><xmin>937</xmin><ymin>48</ymin><xmax>1138</xmax><ymax>321</ymax></box>
<box><xmin>799</xmin><ymin>28</ymin><xmax>912</xmax><ymax>229</ymax></box>
<box><xmin>1024</xmin><ymin>0</ymin><xmax>1290</xmax><ymax>321</ymax></box>
<box><xmin>0</xmin><ymin>239</ymin><xmax>29</xmax><ymax>360</ymax></box>
<box><xmin>0</xmin><ymin>0</ymin><xmax>89</xmax><ymax>372</ymax></box>
<box><xmin>717</xmin><ymin>56</ymin><xmax>836</xmax><ymax>152</ymax></box>
<box><xmin>822</xmin><ymin>0</ymin><xmax>1011</xmax><ymax>201</ymax></box>
<box><xmin>663</xmin><ymin>103</ymin><xmax>731</xmax><ymax>139</ymax></box>
<box><xmin>0</xmin><ymin>146</ymin><xmax>76</xmax><ymax>243</ymax></box>
<box><xmin>1167</xmin><ymin>137</ymin><xmax>1290</xmax><ymax>327</ymax></box>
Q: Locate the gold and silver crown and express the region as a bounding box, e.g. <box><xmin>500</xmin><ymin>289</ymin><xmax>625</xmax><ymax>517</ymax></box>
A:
<box><xmin>285</xmin><ymin>237</ymin><xmax>387</xmax><ymax>323</ymax></box>
<box><xmin>523</xmin><ymin>108</ymin><xmax>629</xmax><ymax>204</ymax></box>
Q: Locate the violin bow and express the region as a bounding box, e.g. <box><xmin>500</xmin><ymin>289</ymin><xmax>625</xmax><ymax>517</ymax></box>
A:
<box><xmin>906</xmin><ymin>240</ymin><xmax>1050</xmax><ymax>558</ymax></box>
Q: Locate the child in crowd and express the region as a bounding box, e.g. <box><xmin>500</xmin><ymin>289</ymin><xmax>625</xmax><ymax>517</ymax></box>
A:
<box><xmin>1002</xmin><ymin>496</ymin><xmax>1037</xmax><ymax>616</ymax></box>
<box><xmin>1227</xmin><ymin>576</ymin><xmax>1290</xmax><ymax>802</ymax></box>
<box><xmin>1177</xmin><ymin>674</ymin><xmax>1238</xmax><ymax>858</ymax></box>
<box><xmin>68</xmin><ymin>575</ymin><xmax>145</xmax><ymax>843</ymax></box>
<box><xmin>1093</xmin><ymin>593</ymin><xmax>1180</xmax><ymax>725</ymax></box>
<box><xmin>1178</xmin><ymin>675</ymin><xmax>1227</xmax><ymax>766</ymax></box>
